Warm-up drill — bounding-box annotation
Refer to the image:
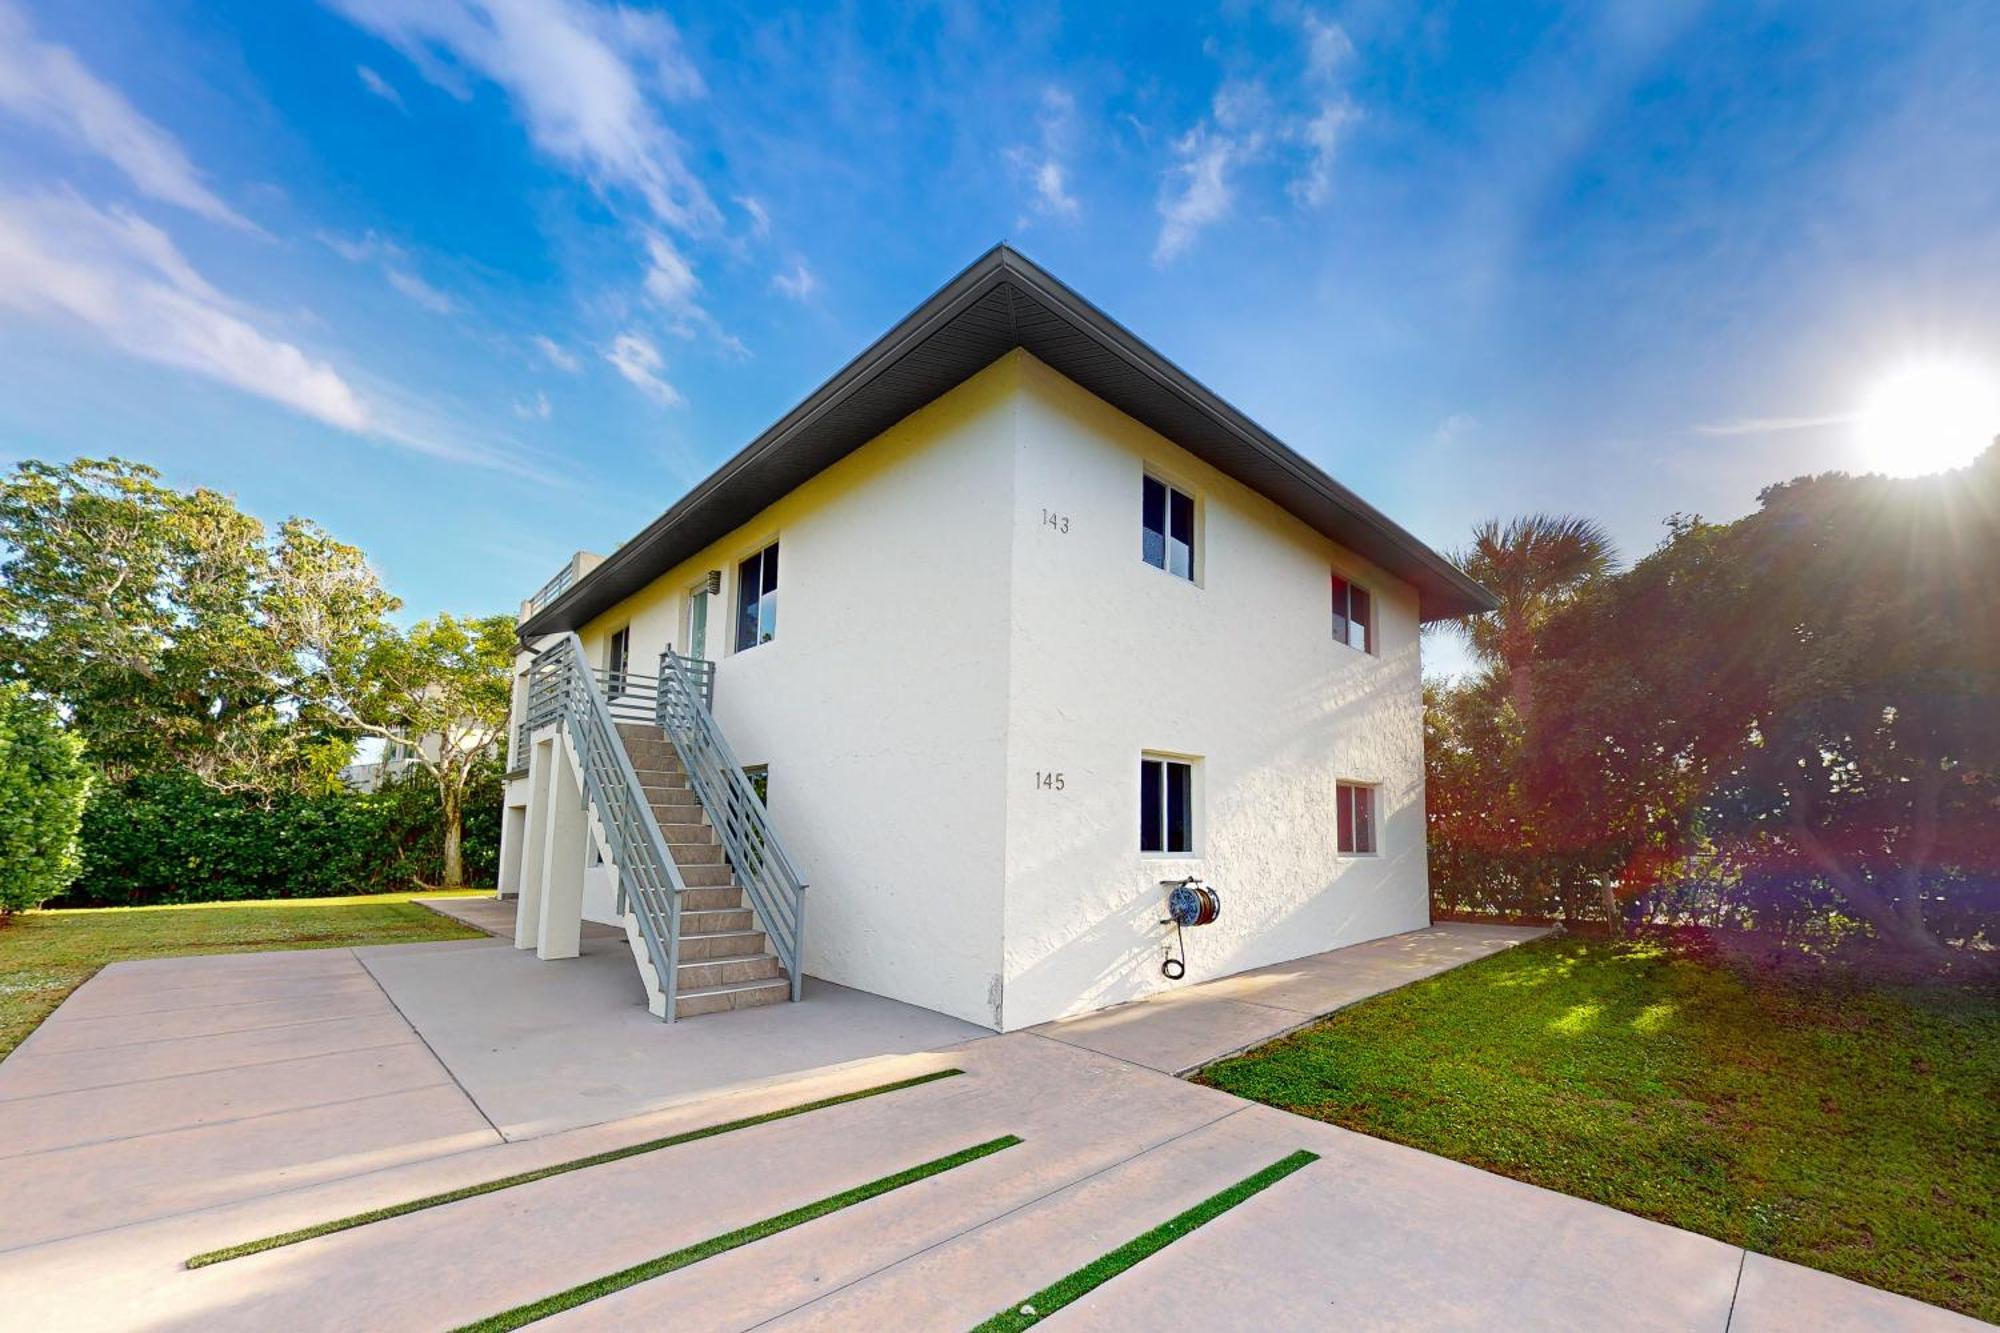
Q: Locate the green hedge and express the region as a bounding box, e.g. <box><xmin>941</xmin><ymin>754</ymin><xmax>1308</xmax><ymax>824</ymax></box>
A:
<box><xmin>63</xmin><ymin>765</ymin><xmax>502</xmax><ymax>907</ymax></box>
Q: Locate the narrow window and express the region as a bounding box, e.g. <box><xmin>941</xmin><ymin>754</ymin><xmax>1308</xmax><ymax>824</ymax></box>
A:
<box><xmin>1337</xmin><ymin>781</ymin><xmax>1377</xmax><ymax>855</ymax></box>
<box><xmin>606</xmin><ymin>626</ymin><xmax>630</xmax><ymax>698</ymax></box>
<box><xmin>743</xmin><ymin>764</ymin><xmax>769</xmax><ymax>806</ymax></box>
<box><xmin>1141</xmin><ymin>754</ymin><xmax>1195</xmax><ymax>854</ymax></box>
<box><xmin>735</xmin><ymin>541</ymin><xmax>779</xmax><ymax>650</ymax></box>
<box><xmin>1142</xmin><ymin>476</ymin><xmax>1196</xmax><ymax>581</ymax></box>
<box><xmin>1332</xmin><ymin>574</ymin><xmax>1374</xmax><ymax>654</ymax></box>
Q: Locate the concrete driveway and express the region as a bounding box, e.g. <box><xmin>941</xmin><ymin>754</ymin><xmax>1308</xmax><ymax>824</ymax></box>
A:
<box><xmin>0</xmin><ymin>928</ymin><xmax>1977</xmax><ymax>1331</ymax></box>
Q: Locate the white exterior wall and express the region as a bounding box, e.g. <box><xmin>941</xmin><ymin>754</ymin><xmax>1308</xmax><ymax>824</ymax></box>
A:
<box><xmin>995</xmin><ymin>354</ymin><xmax>1429</xmax><ymax>1029</ymax></box>
<box><xmin>508</xmin><ymin>350</ymin><xmax>1429</xmax><ymax>1031</ymax></box>
<box><xmin>568</xmin><ymin>358</ymin><xmax>1020</xmax><ymax>1027</ymax></box>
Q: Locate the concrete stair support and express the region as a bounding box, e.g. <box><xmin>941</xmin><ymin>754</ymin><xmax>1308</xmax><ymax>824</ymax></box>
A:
<box><xmin>613</xmin><ymin>722</ymin><xmax>792</xmax><ymax>1020</ymax></box>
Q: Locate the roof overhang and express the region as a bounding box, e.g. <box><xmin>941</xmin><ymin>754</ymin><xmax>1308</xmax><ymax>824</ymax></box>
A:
<box><xmin>520</xmin><ymin>244</ymin><xmax>1496</xmax><ymax>639</ymax></box>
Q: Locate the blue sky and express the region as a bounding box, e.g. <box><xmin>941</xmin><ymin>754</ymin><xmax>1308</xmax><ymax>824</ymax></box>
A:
<box><xmin>3</xmin><ymin>0</ymin><xmax>1997</xmax><ymax>673</ymax></box>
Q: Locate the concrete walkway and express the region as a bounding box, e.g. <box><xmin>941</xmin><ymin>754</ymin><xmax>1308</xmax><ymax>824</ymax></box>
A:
<box><xmin>1034</xmin><ymin>923</ymin><xmax>1548</xmax><ymax>1074</ymax></box>
<box><xmin>0</xmin><ymin>931</ymin><xmax>1979</xmax><ymax>1330</ymax></box>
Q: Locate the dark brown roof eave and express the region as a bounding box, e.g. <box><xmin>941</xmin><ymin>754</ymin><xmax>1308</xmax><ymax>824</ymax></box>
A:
<box><xmin>519</xmin><ymin>244</ymin><xmax>1496</xmax><ymax>638</ymax></box>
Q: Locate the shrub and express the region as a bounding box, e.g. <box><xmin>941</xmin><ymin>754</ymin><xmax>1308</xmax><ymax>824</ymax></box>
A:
<box><xmin>0</xmin><ymin>684</ymin><xmax>92</xmax><ymax>914</ymax></box>
<box><xmin>64</xmin><ymin>762</ymin><xmax>504</xmax><ymax>907</ymax></box>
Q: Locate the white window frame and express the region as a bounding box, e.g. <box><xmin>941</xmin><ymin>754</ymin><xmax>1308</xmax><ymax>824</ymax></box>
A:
<box><xmin>1336</xmin><ymin>780</ymin><xmax>1379</xmax><ymax>857</ymax></box>
<box><xmin>1140</xmin><ymin>751</ymin><xmax>1199</xmax><ymax>856</ymax></box>
<box><xmin>1141</xmin><ymin>471</ymin><xmax>1201</xmax><ymax>585</ymax></box>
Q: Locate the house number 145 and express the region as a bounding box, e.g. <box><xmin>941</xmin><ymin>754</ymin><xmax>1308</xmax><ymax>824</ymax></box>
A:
<box><xmin>1034</xmin><ymin>771</ymin><xmax>1066</xmax><ymax>791</ymax></box>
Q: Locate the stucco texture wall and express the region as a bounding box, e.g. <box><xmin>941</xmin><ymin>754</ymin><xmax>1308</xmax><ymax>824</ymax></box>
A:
<box><xmin>996</xmin><ymin>354</ymin><xmax>1429</xmax><ymax>1029</ymax></box>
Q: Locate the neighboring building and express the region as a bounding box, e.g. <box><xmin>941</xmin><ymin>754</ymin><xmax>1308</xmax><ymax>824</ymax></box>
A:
<box><xmin>339</xmin><ymin>727</ymin><xmax>496</xmax><ymax>793</ymax></box>
<box><xmin>499</xmin><ymin>246</ymin><xmax>1494</xmax><ymax>1030</ymax></box>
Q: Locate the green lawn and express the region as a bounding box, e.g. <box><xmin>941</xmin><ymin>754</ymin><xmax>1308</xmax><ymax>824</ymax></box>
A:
<box><xmin>1197</xmin><ymin>937</ymin><xmax>1999</xmax><ymax>1323</ymax></box>
<box><xmin>0</xmin><ymin>892</ymin><xmax>488</xmax><ymax>1061</ymax></box>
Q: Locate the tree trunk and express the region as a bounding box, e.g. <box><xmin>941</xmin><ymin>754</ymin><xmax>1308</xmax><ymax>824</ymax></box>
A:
<box><xmin>1599</xmin><ymin>880</ymin><xmax>1623</xmax><ymax>936</ymax></box>
<box><xmin>440</xmin><ymin>784</ymin><xmax>464</xmax><ymax>888</ymax></box>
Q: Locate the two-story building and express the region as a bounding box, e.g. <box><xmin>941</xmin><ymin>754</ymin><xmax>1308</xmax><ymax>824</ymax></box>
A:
<box><xmin>498</xmin><ymin>245</ymin><xmax>1493</xmax><ymax>1031</ymax></box>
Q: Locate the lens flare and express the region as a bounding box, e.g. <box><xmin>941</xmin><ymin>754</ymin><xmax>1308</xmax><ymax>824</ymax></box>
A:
<box><xmin>1855</xmin><ymin>363</ymin><xmax>1999</xmax><ymax>476</ymax></box>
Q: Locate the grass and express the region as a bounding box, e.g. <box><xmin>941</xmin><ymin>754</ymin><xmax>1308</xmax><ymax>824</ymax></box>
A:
<box><xmin>455</xmin><ymin>1134</ymin><xmax>1024</xmax><ymax>1332</ymax></box>
<box><xmin>973</xmin><ymin>1149</ymin><xmax>1319</xmax><ymax>1331</ymax></box>
<box><xmin>1197</xmin><ymin>936</ymin><xmax>1999</xmax><ymax>1323</ymax></box>
<box><xmin>186</xmin><ymin>1068</ymin><xmax>964</xmax><ymax>1268</ymax></box>
<box><xmin>0</xmin><ymin>891</ymin><xmax>488</xmax><ymax>1061</ymax></box>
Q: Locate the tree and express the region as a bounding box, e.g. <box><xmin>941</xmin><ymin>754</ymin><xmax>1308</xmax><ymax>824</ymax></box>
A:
<box><xmin>0</xmin><ymin>458</ymin><xmax>394</xmax><ymax>794</ymax></box>
<box><xmin>1448</xmin><ymin>513</ymin><xmax>1616</xmax><ymax>721</ymax></box>
<box><xmin>312</xmin><ymin>614</ymin><xmax>515</xmax><ymax>887</ymax></box>
<box><xmin>0</xmin><ymin>683</ymin><xmax>92</xmax><ymax>915</ymax></box>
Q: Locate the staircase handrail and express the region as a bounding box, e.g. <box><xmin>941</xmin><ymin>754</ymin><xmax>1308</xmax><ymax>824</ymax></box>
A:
<box><xmin>657</xmin><ymin>649</ymin><xmax>808</xmax><ymax>1001</ymax></box>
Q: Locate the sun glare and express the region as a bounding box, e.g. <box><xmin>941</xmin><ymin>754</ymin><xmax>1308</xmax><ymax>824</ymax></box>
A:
<box><xmin>1854</xmin><ymin>363</ymin><xmax>1999</xmax><ymax>477</ymax></box>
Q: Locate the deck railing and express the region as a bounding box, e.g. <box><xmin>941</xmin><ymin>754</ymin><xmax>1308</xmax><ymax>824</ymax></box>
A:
<box><xmin>520</xmin><ymin>634</ymin><xmax>685</xmax><ymax>1020</ymax></box>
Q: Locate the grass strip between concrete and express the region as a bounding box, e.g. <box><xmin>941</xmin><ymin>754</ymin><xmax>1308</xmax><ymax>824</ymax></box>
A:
<box><xmin>971</xmin><ymin>1148</ymin><xmax>1321</xmax><ymax>1331</ymax></box>
<box><xmin>185</xmin><ymin>1068</ymin><xmax>965</xmax><ymax>1269</ymax></box>
<box><xmin>453</xmin><ymin>1134</ymin><xmax>1024</xmax><ymax>1332</ymax></box>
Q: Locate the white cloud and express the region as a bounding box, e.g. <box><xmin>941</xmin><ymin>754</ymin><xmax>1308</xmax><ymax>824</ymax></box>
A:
<box><xmin>1696</xmin><ymin>413</ymin><xmax>1854</xmax><ymax>436</ymax></box>
<box><xmin>0</xmin><ymin>1</ymin><xmax>254</xmax><ymax>231</ymax></box>
<box><xmin>1007</xmin><ymin>86</ymin><xmax>1081</xmax><ymax>225</ymax></box>
<box><xmin>532</xmin><ymin>334</ymin><xmax>580</xmax><ymax>372</ymax></box>
<box><xmin>771</xmin><ymin>261</ymin><xmax>817</xmax><ymax>302</ymax></box>
<box><xmin>735</xmin><ymin>193</ymin><xmax>770</xmax><ymax>239</ymax></box>
<box><xmin>1299</xmin><ymin>11</ymin><xmax>1356</xmax><ymax>82</ymax></box>
<box><xmin>513</xmin><ymin>389</ymin><xmax>552</xmax><ymax>421</ymax></box>
<box><xmin>1155</xmin><ymin>125</ymin><xmax>1242</xmax><ymax>262</ymax></box>
<box><xmin>318</xmin><ymin>230</ymin><xmax>399</xmax><ymax>264</ymax></box>
<box><xmin>604</xmin><ymin>331</ymin><xmax>682</xmax><ymax>406</ymax></box>
<box><xmin>384</xmin><ymin>265</ymin><xmax>455</xmax><ymax>314</ymax></box>
<box><xmin>0</xmin><ymin>191</ymin><xmax>365</xmax><ymax>430</ymax></box>
<box><xmin>641</xmin><ymin>228</ymin><xmax>699</xmax><ymax>311</ymax></box>
<box><xmin>325</xmin><ymin>0</ymin><xmax>718</xmax><ymax>235</ymax></box>
<box><xmin>356</xmin><ymin>64</ymin><xmax>405</xmax><ymax>109</ymax></box>
<box><xmin>1289</xmin><ymin>97</ymin><xmax>1358</xmax><ymax>208</ymax></box>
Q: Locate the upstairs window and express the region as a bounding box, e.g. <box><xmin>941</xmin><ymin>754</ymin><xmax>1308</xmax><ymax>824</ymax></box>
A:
<box><xmin>1142</xmin><ymin>475</ymin><xmax>1196</xmax><ymax>581</ymax></box>
<box><xmin>1140</xmin><ymin>754</ymin><xmax>1195</xmax><ymax>854</ymax></box>
<box><xmin>1331</xmin><ymin>574</ymin><xmax>1374</xmax><ymax>654</ymax></box>
<box><xmin>605</xmin><ymin>625</ymin><xmax>630</xmax><ymax>697</ymax></box>
<box><xmin>736</xmin><ymin>542</ymin><xmax>779</xmax><ymax>650</ymax></box>
<box><xmin>1336</xmin><ymin>781</ymin><xmax>1377</xmax><ymax>855</ymax></box>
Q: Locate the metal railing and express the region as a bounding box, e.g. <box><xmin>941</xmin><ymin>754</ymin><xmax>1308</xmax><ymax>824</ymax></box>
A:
<box><xmin>658</xmin><ymin>648</ymin><xmax>807</xmax><ymax>1001</ymax></box>
<box><xmin>524</xmin><ymin>562</ymin><xmax>577</xmax><ymax>618</ymax></box>
<box><xmin>520</xmin><ymin>634</ymin><xmax>686</xmax><ymax>1021</ymax></box>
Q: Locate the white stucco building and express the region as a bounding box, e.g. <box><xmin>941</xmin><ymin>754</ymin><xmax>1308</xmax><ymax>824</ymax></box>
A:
<box><xmin>498</xmin><ymin>246</ymin><xmax>1493</xmax><ymax>1031</ymax></box>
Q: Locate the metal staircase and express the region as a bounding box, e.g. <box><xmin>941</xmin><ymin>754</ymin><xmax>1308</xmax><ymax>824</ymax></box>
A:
<box><xmin>518</xmin><ymin>634</ymin><xmax>806</xmax><ymax>1020</ymax></box>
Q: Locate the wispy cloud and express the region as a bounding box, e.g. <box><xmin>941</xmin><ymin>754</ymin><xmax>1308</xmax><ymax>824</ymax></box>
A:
<box><xmin>355</xmin><ymin>64</ymin><xmax>405</xmax><ymax>110</ymax></box>
<box><xmin>326</xmin><ymin>0</ymin><xmax>718</xmax><ymax>236</ymax></box>
<box><xmin>320</xmin><ymin>231</ymin><xmax>457</xmax><ymax>314</ymax></box>
<box><xmin>1156</xmin><ymin>121</ymin><xmax>1244</xmax><ymax>262</ymax></box>
<box><xmin>0</xmin><ymin>191</ymin><xmax>363</xmax><ymax>428</ymax></box>
<box><xmin>384</xmin><ymin>265</ymin><xmax>454</xmax><ymax>314</ymax></box>
<box><xmin>512</xmin><ymin>389</ymin><xmax>551</xmax><ymax>421</ymax></box>
<box><xmin>772</xmin><ymin>260</ymin><xmax>817</xmax><ymax>302</ymax></box>
<box><xmin>0</xmin><ymin>1</ymin><xmax>255</xmax><ymax>231</ymax></box>
<box><xmin>532</xmin><ymin>334</ymin><xmax>580</xmax><ymax>372</ymax></box>
<box><xmin>1695</xmin><ymin>412</ymin><xmax>1855</xmax><ymax>436</ymax></box>
<box><xmin>604</xmin><ymin>331</ymin><xmax>682</xmax><ymax>406</ymax></box>
<box><xmin>1007</xmin><ymin>86</ymin><xmax>1081</xmax><ymax>225</ymax></box>
<box><xmin>735</xmin><ymin>193</ymin><xmax>771</xmax><ymax>239</ymax></box>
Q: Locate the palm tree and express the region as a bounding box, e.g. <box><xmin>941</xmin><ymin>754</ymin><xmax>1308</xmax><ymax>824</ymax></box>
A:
<box><xmin>1450</xmin><ymin>513</ymin><xmax>1616</xmax><ymax>722</ymax></box>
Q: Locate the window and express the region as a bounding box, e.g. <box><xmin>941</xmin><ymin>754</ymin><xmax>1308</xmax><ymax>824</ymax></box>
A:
<box><xmin>1142</xmin><ymin>475</ymin><xmax>1196</xmax><ymax>581</ymax></box>
<box><xmin>735</xmin><ymin>541</ymin><xmax>779</xmax><ymax>650</ymax></box>
<box><xmin>1331</xmin><ymin>574</ymin><xmax>1374</xmax><ymax>654</ymax></box>
<box><xmin>1336</xmin><ymin>782</ymin><xmax>1377</xmax><ymax>855</ymax></box>
<box><xmin>605</xmin><ymin>626</ymin><xmax>630</xmax><ymax>698</ymax></box>
<box><xmin>1140</xmin><ymin>755</ymin><xmax>1195</xmax><ymax>854</ymax></box>
<box><xmin>743</xmin><ymin>764</ymin><xmax>769</xmax><ymax>806</ymax></box>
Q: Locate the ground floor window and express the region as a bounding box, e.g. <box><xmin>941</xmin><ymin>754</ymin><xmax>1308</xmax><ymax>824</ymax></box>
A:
<box><xmin>1141</xmin><ymin>754</ymin><xmax>1195</xmax><ymax>854</ymax></box>
<box><xmin>1337</xmin><ymin>781</ymin><xmax>1377</xmax><ymax>855</ymax></box>
<box><xmin>743</xmin><ymin>764</ymin><xmax>768</xmax><ymax>805</ymax></box>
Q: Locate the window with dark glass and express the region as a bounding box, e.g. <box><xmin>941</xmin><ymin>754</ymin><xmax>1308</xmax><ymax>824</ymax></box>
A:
<box><xmin>1142</xmin><ymin>475</ymin><xmax>1196</xmax><ymax>581</ymax></box>
<box><xmin>1337</xmin><ymin>781</ymin><xmax>1377</xmax><ymax>855</ymax></box>
<box><xmin>735</xmin><ymin>541</ymin><xmax>779</xmax><ymax>650</ymax></box>
<box><xmin>1141</xmin><ymin>755</ymin><xmax>1194</xmax><ymax>854</ymax></box>
<box><xmin>1331</xmin><ymin>574</ymin><xmax>1374</xmax><ymax>654</ymax></box>
<box><xmin>606</xmin><ymin>626</ymin><xmax>630</xmax><ymax>698</ymax></box>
